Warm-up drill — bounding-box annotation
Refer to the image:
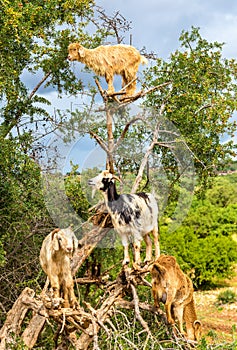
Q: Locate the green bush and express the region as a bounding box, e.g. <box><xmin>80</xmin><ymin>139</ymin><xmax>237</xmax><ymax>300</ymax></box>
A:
<box><xmin>160</xmin><ymin>174</ymin><xmax>237</xmax><ymax>288</ymax></box>
<box><xmin>216</xmin><ymin>289</ymin><xmax>237</xmax><ymax>305</ymax></box>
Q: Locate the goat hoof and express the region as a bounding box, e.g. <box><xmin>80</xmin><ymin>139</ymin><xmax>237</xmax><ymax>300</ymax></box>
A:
<box><xmin>144</xmin><ymin>259</ymin><xmax>151</xmax><ymax>264</ymax></box>
<box><xmin>142</xmin><ymin>260</ymin><xmax>151</xmax><ymax>268</ymax></box>
<box><xmin>122</xmin><ymin>260</ymin><xmax>130</xmax><ymax>266</ymax></box>
<box><xmin>132</xmin><ymin>262</ymin><xmax>141</xmax><ymax>270</ymax></box>
<box><xmin>167</xmin><ymin>318</ymin><xmax>175</xmax><ymax>325</ymax></box>
<box><xmin>52</xmin><ymin>297</ymin><xmax>64</xmax><ymax>309</ymax></box>
<box><xmin>72</xmin><ymin>301</ymin><xmax>79</xmax><ymax>309</ymax></box>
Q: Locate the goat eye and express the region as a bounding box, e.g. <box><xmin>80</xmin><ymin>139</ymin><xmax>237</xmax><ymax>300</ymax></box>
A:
<box><xmin>58</xmin><ymin>237</ymin><xmax>62</xmax><ymax>241</ymax></box>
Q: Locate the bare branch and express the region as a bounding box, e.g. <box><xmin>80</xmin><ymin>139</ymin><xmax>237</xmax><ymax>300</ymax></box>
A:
<box><xmin>131</xmin><ymin>103</ymin><xmax>166</xmax><ymax>193</ymax></box>
<box><xmin>29</xmin><ymin>72</ymin><xmax>52</xmax><ymax>100</ymax></box>
<box><xmin>120</xmin><ymin>81</ymin><xmax>171</xmax><ymax>105</ymax></box>
<box><xmin>114</xmin><ymin>114</ymin><xmax>144</xmax><ymax>152</ymax></box>
<box><xmin>89</xmin><ymin>131</ymin><xmax>108</xmax><ymax>153</ymax></box>
<box><xmin>194</xmin><ymin>103</ymin><xmax>212</xmax><ymax>115</ymax></box>
<box><xmin>130</xmin><ymin>283</ymin><xmax>152</xmax><ymax>336</ymax></box>
<box><xmin>95</xmin><ymin>78</ymin><xmax>106</xmax><ymax>101</ymax></box>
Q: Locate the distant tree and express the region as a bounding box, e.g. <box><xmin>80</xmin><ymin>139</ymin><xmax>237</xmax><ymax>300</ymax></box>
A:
<box><xmin>160</xmin><ymin>174</ymin><xmax>237</xmax><ymax>287</ymax></box>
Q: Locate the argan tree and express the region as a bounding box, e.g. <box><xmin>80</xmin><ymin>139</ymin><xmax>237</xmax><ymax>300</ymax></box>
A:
<box><xmin>0</xmin><ymin>1</ymin><xmax>237</xmax><ymax>348</ymax></box>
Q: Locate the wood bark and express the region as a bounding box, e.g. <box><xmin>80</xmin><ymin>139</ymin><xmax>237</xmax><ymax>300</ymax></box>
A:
<box><xmin>0</xmin><ymin>288</ymin><xmax>45</xmax><ymax>349</ymax></box>
<box><xmin>0</xmin><ymin>251</ymin><xmax>167</xmax><ymax>350</ymax></box>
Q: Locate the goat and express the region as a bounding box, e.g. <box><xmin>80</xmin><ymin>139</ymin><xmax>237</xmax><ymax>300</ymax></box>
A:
<box><xmin>68</xmin><ymin>42</ymin><xmax>148</xmax><ymax>96</ymax></box>
<box><xmin>88</xmin><ymin>170</ymin><xmax>160</xmax><ymax>266</ymax></box>
<box><xmin>40</xmin><ymin>226</ymin><xmax>78</xmax><ymax>308</ymax></box>
<box><xmin>151</xmin><ymin>255</ymin><xmax>202</xmax><ymax>341</ymax></box>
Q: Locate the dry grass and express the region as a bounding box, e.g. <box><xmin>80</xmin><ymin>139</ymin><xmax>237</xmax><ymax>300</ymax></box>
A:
<box><xmin>195</xmin><ymin>267</ymin><xmax>237</xmax><ymax>343</ymax></box>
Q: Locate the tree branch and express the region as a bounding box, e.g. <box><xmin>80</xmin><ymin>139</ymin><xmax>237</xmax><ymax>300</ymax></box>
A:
<box><xmin>131</xmin><ymin>103</ymin><xmax>166</xmax><ymax>193</ymax></box>
<box><xmin>29</xmin><ymin>71</ymin><xmax>52</xmax><ymax>100</ymax></box>
<box><xmin>120</xmin><ymin>82</ymin><xmax>171</xmax><ymax>105</ymax></box>
<box><xmin>89</xmin><ymin>131</ymin><xmax>109</xmax><ymax>153</ymax></box>
<box><xmin>114</xmin><ymin>114</ymin><xmax>144</xmax><ymax>152</ymax></box>
<box><xmin>130</xmin><ymin>283</ymin><xmax>152</xmax><ymax>336</ymax></box>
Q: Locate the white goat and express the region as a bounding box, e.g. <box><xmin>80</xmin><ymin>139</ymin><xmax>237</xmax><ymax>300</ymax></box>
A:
<box><xmin>68</xmin><ymin>42</ymin><xmax>148</xmax><ymax>96</ymax></box>
<box><xmin>88</xmin><ymin>170</ymin><xmax>160</xmax><ymax>266</ymax></box>
<box><xmin>40</xmin><ymin>226</ymin><xmax>78</xmax><ymax>308</ymax></box>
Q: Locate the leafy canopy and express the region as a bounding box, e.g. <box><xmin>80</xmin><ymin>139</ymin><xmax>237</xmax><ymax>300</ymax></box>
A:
<box><xmin>144</xmin><ymin>27</ymin><xmax>237</xmax><ymax>186</ymax></box>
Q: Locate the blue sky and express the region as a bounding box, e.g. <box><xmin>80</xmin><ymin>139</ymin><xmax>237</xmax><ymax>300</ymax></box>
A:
<box><xmin>96</xmin><ymin>0</ymin><xmax>237</xmax><ymax>59</ymax></box>
<box><xmin>37</xmin><ymin>0</ymin><xmax>237</xmax><ymax>173</ymax></box>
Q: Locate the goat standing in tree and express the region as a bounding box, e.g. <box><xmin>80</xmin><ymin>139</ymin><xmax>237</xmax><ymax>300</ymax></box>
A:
<box><xmin>151</xmin><ymin>255</ymin><xmax>202</xmax><ymax>341</ymax></box>
<box><xmin>68</xmin><ymin>42</ymin><xmax>148</xmax><ymax>97</ymax></box>
<box><xmin>40</xmin><ymin>227</ymin><xmax>78</xmax><ymax>308</ymax></box>
<box><xmin>88</xmin><ymin>170</ymin><xmax>159</xmax><ymax>266</ymax></box>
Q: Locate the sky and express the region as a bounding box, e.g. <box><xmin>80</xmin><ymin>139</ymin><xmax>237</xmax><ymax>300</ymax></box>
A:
<box><xmin>37</xmin><ymin>0</ymin><xmax>237</xmax><ymax>173</ymax></box>
<box><xmin>95</xmin><ymin>0</ymin><xmax>237</xmax><ymax>59</ymax></box>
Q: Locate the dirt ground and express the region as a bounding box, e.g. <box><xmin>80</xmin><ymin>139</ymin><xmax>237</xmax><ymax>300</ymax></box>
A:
<box><xmin>194</xmin><ymin>270</ymin><xmax>237</xmax><ymax>344</ymax></box>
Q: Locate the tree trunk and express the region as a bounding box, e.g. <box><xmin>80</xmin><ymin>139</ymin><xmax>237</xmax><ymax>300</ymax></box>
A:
<box><xmin>0</xmin><ymin>288</ymin><xmax>44</xmax><ymax>349</ymax></box>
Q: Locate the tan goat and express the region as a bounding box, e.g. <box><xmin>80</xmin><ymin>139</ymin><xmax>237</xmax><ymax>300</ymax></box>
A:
<box><xmin>40</xmin><ymin>227</ymin><xmax>78</xmax><ymax>308</ymax></box>
<box><xmin>151</xmin><ymin>255</ymin><xmax>202</xmax><ymax>341</ymax></box>
<box><xmin>68</xmin><ymin>42</ymin><xmax>148</xmax><ymax>96</ymax></box>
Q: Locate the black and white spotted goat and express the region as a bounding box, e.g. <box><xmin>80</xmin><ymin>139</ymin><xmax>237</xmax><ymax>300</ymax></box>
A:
<box><xmin>88</xmin><ymin>170</ymin><xmax>160</xmax><ymax>266</ymax></box>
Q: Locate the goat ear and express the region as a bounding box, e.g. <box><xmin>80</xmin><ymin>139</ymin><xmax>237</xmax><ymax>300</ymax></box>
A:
<box><xmin>51</xmin><ymin>229</ymin><xmax>60</xmax><ymax>251</ymax></box>
<box><xmin>152</xmin><ymin>263</ymin><xmax>166</xmax><ymax>277</ymax></box>
<box><xmin>51</xmin><ymin>228</ymin><xmax>60</xmax><ymax>241</ymax></box>
<box><xmin>78</xmin><ymin>46</ymin><xmax>85</xmax><ymax>57</ymax></box>
<box><xmin>153</xmin><ymin>263</ymin><xmax>160</xmax><ymax>272</ymax></box>
<box><xmin>53</xmin><ymin>237</ymin><xmax>60</xmax><ymax>251</ymax></box>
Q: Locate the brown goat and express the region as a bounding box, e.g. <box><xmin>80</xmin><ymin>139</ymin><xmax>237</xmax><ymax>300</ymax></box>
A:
<box><xmin>40</xmin><ymin>227</ymin><xmax>78</xmax><ymax>308</ymax></box>
<box><xmin>68</xmin><ymin>42</ymin><xmax>148</xmax><ymax>96</ymax></box>
<box><xmin>151</xmin><ymin>255</ymin><xmax>202</xmax><ymax>341</ymax></box>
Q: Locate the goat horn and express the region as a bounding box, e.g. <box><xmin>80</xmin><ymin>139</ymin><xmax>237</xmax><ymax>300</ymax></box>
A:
<box><xmin>51</xmin><ymin>228</ymin><xmax>60</xmax><ymax>237</ymax></box>
<box><xmin>112</xmin><ymin>175</ymin><xmax>122</xmax><ymax>182</ymax></box>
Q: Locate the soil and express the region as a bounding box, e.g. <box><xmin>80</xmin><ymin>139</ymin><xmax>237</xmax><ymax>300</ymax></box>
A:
<box><xmin>194</xmin><ymin>270</ymin><xmax>237</xmax><ymax>344</ymax></box>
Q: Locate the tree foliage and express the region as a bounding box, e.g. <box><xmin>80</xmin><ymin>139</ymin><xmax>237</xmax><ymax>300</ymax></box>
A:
<box><xmin>0</xmin><ymin>135</ymin><xmax>54</xmax><ymax>312</ymax></box>
<box><xmin>160</xmin><ymin>173</ymin><xmax>237</xmax><ymax>288</ymax></box>
<box><xmin>144</xmin><ymin>26</ymin><xmax>237</xmax><ymax>187</ymax></box>
<box><xmin>0</xmin><ymin>0</ymin><xmax>107</xmax><ymax>140</ymax></box>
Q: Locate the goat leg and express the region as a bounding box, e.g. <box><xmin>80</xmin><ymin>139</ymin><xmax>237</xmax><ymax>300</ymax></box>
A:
<box><xmin>133</xmin><ymin>240</ymin><xmax>141</xmax><ymax>266</ymax></box>
<box><xmin>152</xmin><ymin>227</ymin><xmax>160</xmax><ymax>259</ymax></box>
<box><xmin>173</xmin><ymin>304</ymin><xmax>185</xmax><ymax>334</ymax></box>
<box><xmin>143</xmin><ymin>234</ymin><xmax>152</xmax><ymax>263</ymax></box>
<box><xmin>165</xmin><ymin>302</ymin><xmax>175</xmax><ymax>325</ymax></box>
<box><xmin>105</xmin><ymin>71</ymin><xmax>115</xmax><ymax>95</ymax></box>
<box><xmin>50</xmin><ymin>277</ymin><xmax>60</xmax><ymax>299</ymax></box>
<box><xmin>122</xmin><ymin>244</ymin><xmax>130</xmax><ymax>265</ymax></box>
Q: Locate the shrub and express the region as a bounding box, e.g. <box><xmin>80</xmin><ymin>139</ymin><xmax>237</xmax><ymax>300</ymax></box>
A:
<box><xmin>216</xmin><ymin>289</ymin><xmax>237</xmax><ymax>305</ymax></box>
